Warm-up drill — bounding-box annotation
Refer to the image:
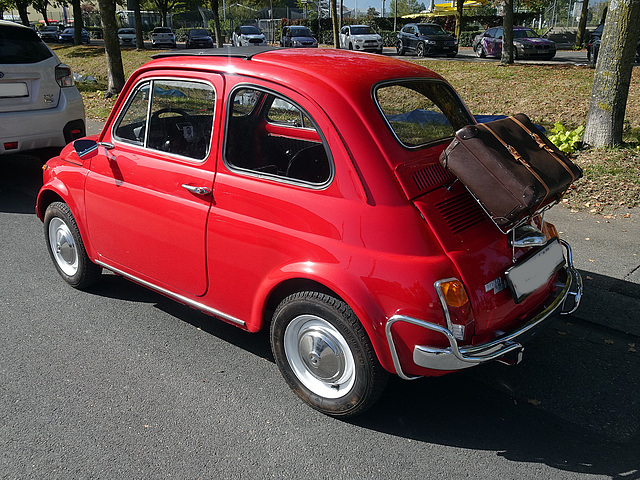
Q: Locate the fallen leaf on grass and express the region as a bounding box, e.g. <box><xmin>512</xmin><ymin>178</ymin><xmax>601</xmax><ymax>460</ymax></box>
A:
<box><xmin>604</xmin><ymin>339</ymin><xmax>614</xmax><ymax>345</ymax></box>
<box><xmin>527</xmin><ymin>398</ymin><xmax>542</xmax><ymax>406</ymax></box>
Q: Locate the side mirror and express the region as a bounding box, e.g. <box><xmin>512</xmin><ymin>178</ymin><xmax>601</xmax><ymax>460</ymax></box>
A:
<box><xmin>73</xmin><ymin>139</ymin><xmax>99</xmax><ymax>159</ymax></box>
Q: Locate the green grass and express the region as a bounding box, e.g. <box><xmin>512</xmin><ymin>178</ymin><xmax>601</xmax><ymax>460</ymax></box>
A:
<box><xmin>52</xmin><ymin>44</ymin><xmax>640</xmax><ymax>214</ymax></box>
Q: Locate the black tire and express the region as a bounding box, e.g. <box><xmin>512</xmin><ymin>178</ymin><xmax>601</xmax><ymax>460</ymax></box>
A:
<box><xmin>348</xmin><ymin>42</ymin><xmax>353</xmax><ymax>50</ymax></box>
<box><xmin>44</xmin><ymin>202</ymin><xmax>101</xmax><ymax>289</ymax></box>
<box><xmin>475</xmin><ymin>44</ymin><xmax>485</xmax><ymax>58</ymax></box>
<box><xmin>416</xmin><ymin>42</ymin><xmax>425</xmax><ymax>57</ymax></box>
<box><xmin>396</xmin><ymin>40</ymin><xmax>404</xmax><ymax>56</ymax></box>
<box><xmin>270</xmin><ymin>291</ymin><xmax>388</xmax><ymax>417</ymax></box>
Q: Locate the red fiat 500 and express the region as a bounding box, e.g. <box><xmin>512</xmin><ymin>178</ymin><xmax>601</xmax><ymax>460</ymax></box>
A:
<box><xmin>37</xmin><ymin>48</ymin><xmax>582</xmax><ymax>417</ymax></box>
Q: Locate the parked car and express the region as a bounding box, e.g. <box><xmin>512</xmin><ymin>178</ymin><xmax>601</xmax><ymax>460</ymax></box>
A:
<box><xmin>473</xmin><ymin>26</ymin><xmax>556</xmax><ymax>60</ymax></box>
<box><xmin>396</xmin><ymin>23</ymin><xmax>458</xmax><ymax>57</ymax></box>
<box><xmin>118</xmin><ymin>27</ymin><xmax>136</xmax><ymax>47</ymax></box>
<box><xmin>0</xmin><ymin>20</ymin><xmax>85</xmax><ymax>155</ymax></box>
<box><xmin>58</xmin><ymin>27</ymin><xmax>90</xmax><ymax>44</ymax></box>
<box><xmin>151</xmin><ymin>27</ymin><xmax>176</xmax><ymax>48</ymax></box>
<box><xmin>232</xmin><ymin>25</ymin><xmax>267</xmax><ymax>47</ymax></box>
<box><xmin>185</xmin><ymin>28</ymin><xmax>214</xmax><ymax>49</ymax></box>
<box><xmin>587</xmin><ymin>24</ymin><xmax>640</xmax><ymax>65</ymax></box>
<box><xmin>36</xmin><ymin>48</ymin><xmax>582</xmax><ymax>417</ymax></box>
<box><xmin>339</xmin><ymin>24</ymin><xmax>383</xmax><ymax>53</ymax></box>
<box><xmin>280</xmin><ymin>25</ymin><xmax>317</xmax><ymax>48</ymax></box>
<box><xmin>37</xmin><ymin>24</ymin><xmax>62</xmax><ymax>43</ymax></box>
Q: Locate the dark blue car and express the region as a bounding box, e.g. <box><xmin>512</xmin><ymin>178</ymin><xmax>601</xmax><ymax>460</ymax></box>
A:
<box><xmin>58</xmin><ymin>27</ymin><xmax>90</xmax><ymax>44</ymax></box>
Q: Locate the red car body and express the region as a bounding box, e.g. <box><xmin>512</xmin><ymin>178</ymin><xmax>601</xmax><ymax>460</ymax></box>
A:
<box><xmin>37</xmin><ymin>48</ymin><xmax>581</xmax><ymax>416</ymax></box>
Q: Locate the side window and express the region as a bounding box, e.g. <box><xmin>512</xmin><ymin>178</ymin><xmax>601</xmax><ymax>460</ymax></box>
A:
<box><xmin>114</xmin><ymin>79</ymin><xmax>215</xmax><ymax>161</ymax></box>
<box><xmin>225</xmin><ymin>87</ymin><xmax>331</xmax><ymax>185</ymax></box>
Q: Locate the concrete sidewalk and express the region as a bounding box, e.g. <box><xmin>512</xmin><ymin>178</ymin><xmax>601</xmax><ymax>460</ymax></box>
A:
<box><xmin>546</xmin><ymin>206</ymin><xmax>640</xmax><ymax>338</ymax></box>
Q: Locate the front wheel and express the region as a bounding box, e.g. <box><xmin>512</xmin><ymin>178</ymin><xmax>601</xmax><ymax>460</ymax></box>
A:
<box><xmin>416</xmin><ymin>42</ymin><xmax>426</xmax><ymax>57</ymax></box>
<box><xmin>44</xmin><ymin>202</ymin><xmax>101</xmax><ymax>289</ymax></box>
<box><xmin>270</xmin><ymin>291</ymin><xmax>388</xmax><ymax>417</ymax></box>
<box><xmin>475</xmin><ymin>44</ymin><xmax>485</xmax><ymax>58</ymax></box>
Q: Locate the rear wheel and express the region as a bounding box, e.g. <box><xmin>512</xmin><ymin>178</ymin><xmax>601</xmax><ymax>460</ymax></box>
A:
<box><xmin>396</xmin><ymin>40</ymin><xmax>405</xmax><ymax>56</ymax></box>
<box><xmin>270</xmin><ymin>291</ymin><xmax>388</xmax><ymax>417</ymax></box>
<box><xmin>44</xmin><ymin>202</ymin><xmax>101</xmax><ymax>289</ymax></box>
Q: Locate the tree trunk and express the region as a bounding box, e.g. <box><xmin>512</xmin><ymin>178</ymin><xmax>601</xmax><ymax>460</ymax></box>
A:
<box><xmin>575</xmin><ymin>0</ymin><xmax>590</xmax><ymax>47</ymax></box>
<box><xmin>455</xmin><ymin>0</ymin><xmax>464</xmax><ymax>39</ymax></box>
<box><xmin>16</xmin><ymin>0</ymin><xmax>30</xmax><ymax>26</ymax></box>
<box><xmin>72</xmin><ymin>0</ymin><xmax>84</xmax><ymax>45</ymax></box>
<box><xmin>500</xmin><ymin>0</ymin><xmax>514</xmax><ymax>65</ymax></box>
<box><xmin>330</xmin><ymin>0</ymin><xmax>340</xmax><ymax>49</ymax></box>
<box><xmin>97</xmin><ymin>0</ymin><xmax>126</xmax><ymax>97</ymax></box>
<box><xmin>130</xmin><ymin>0</ymin><xmax>145</xmax><ymax>50</ymax></box>
<box><xmin>583</xmin><ymin>0</ymin><xmax>640</xmax><ymax>147</ymax></box>
<box><xmin>210</xmin><ymin>0</ymin><xmax>224</xmax><ymax>47</ymax></box>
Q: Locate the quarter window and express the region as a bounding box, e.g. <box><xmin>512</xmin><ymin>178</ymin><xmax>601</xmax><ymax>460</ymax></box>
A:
<box><xmin>225</xmin><ymin>87</ymin><xmax>331</xmax><ymax>185</ymax></box>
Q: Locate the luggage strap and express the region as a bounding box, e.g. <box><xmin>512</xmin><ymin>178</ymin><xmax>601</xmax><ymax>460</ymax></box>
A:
<box><xmin>508</xmin><ymin>116</ymin><xmax>579</xmax><ymax>183</ymax></box>
<box><xmin>477</xmin><ymin>122</ymin><xmax>551</xmax><ymax>203</ymax></box>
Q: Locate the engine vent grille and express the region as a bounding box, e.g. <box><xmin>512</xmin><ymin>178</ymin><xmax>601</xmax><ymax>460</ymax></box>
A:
<box><xmin>435</xmin><ymin>190</ymin><xmax>487</xmax><ymax>235</ymax></box>
<box><xmin>395</xmin><ymin>160</ymin><xmax>456</xmax><ymax>199</ymax></box>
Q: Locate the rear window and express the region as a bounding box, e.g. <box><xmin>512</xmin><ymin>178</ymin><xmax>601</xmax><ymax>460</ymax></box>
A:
<box><xmin>0</xmin><ymin>25</ymin><xmax>53</xmax><ymax>64</ymax></box>
<box><xmin>375</xmin><ymin>79</ymin><xmax>473</xmax><ymax>148</ymax></box>
<box><xmin>154</xmin><ymin>28</ymin><xmax>172</xmax><ymax>33</ymax></box>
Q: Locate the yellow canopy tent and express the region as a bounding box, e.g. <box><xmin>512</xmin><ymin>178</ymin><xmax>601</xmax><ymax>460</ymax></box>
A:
<box><xmin>402</xmin><ymin>0</ymin><xmax>488</xmax><ymax>17</ymax></box>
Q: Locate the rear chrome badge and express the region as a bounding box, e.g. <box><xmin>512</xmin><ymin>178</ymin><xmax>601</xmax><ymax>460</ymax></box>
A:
<box><xmin>485</xmin><ymin>277</ymin><xmax>507</xmax><ymax>295</ymax></box>
<box><xmin>43</xmin><ymin>94</ymin><xmax>54</xmax><ymax>104</ymax></box>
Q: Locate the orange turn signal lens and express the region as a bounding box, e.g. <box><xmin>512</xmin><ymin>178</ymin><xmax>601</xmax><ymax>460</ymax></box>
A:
<box><xmin>542</xmin><ymin>221</ymin><xmax>559</xmax><ymax>240</ymax></box>
<box><xmin>440</xmin><ymin>280</ymin><xmax>469</xmax><ymax>308</ymax></box>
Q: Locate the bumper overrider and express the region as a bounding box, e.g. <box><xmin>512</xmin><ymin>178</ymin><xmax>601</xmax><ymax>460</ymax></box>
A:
<box><xmin>386</xmin><ymin>240</ymin><xmax>583</xmax><ymax>380</ymax></box>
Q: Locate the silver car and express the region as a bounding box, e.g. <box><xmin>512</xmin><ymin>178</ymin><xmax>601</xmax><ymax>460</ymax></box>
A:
<box><xmin>0</xmin><ymin>20</ymin><xmax>85</xmax><ymax>155</ymax></box>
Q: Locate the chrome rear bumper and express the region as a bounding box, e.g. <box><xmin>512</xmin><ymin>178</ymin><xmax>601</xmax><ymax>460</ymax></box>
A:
<box><xmin>385</xmin><ymin>240</ymin><xmax>582</xmax><ymax>380</ymax></box>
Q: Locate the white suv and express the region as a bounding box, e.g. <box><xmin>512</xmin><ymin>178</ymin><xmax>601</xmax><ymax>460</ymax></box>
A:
<box><xmin>339</xmin><ymin>25</ymin><xmax>383</xmax><ymax>54</ymax></box>
<box><xmin>0</xmin><ymin>21</ymin><xmax>85</xmax><ymax>155</ymax></box>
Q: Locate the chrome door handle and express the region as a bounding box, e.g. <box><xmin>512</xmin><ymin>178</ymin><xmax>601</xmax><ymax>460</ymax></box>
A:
<box><xmin>181</xmin><ymin>184</ymin><xmax>212</xmax><ymax>195</ymax></box>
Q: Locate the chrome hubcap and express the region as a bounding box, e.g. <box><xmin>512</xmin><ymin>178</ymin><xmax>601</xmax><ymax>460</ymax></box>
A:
<box><xmin>48</xmin><ymin>217</ymin><xmax>78</xmax><ymax>276</ymax></box>
<box><xmin>284</xmin><ymin>315</ymin><xmax>355</xmax><ymax>399</ymax></box>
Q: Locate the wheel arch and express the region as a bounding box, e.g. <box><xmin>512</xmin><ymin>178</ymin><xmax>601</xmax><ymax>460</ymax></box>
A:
<box><xmin>254</xmin><ymin>268</ymin><xmax>397</xmax><ymax>374</ymax></box>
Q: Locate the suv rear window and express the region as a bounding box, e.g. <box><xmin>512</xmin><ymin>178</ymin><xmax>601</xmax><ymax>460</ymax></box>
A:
<box><xmin>0</xmin><ymin>25</ymin><xmax>53</xmax><ymax>64</ymax></box>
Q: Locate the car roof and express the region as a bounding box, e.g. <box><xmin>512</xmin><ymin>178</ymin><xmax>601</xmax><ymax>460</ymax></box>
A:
<box><xmin>0</xmin><ymin>20</ymin><xmax>30</xmax><ymax>29</ymax></box>
<box><xmin>149</xmin><ymin>48</ymin><xmax>444</xmax><ymax>95</ymax></box>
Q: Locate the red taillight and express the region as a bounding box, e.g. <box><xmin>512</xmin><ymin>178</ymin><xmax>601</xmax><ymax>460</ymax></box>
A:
<box><xmin>4</xmin><ymin>142</ymin><xmax>19</xmax><ymax>150</ymax></box>
<box><xmin>55</xmin><ymin>64</ymin><xmax>74</xmax><ymax>87</ymax></box>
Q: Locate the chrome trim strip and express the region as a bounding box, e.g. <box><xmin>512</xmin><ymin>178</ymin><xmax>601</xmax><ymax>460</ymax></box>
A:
<box><xmin>95</xmin><ymin>260</ymin><xmax>246</xmax><ymax>327</ymax></box>
<box><xmin>385</xmin><ymin>241</ymin><xmax>582</xmax><ymax>377</ymax></box>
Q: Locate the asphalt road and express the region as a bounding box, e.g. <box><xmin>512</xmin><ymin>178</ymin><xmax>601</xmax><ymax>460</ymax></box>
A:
<box><xmin>1</xmin><ymin>151</ymin><xmax>639</xmax><ymax>479</ymax></box>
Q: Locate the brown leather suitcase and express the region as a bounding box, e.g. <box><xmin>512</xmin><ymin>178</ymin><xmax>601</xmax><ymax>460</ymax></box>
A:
<box><xmin>439</xmin><ymin>114</ymin><xmax>582</xmax><ymax>231</ymax></box>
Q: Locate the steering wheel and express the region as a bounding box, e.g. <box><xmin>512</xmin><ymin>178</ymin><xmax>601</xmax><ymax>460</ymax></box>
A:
<box><xmin>150</xmin><ymin>107</ymin><xmax>192</xmax><ymax>123</ymax></box>
<box><xmin>148</xmin><ymin>107</ymin><xmax>194</xmax><ymax>153</ymax></box>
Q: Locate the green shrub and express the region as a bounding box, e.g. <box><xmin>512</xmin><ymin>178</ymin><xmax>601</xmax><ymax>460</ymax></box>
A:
<box><xmin>548</xmin><ymin>123</ymin><xmax>585</xmax><ymax>154</ymax></box>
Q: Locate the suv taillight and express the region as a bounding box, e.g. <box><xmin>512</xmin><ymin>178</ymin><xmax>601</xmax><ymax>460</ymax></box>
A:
<box><xmin>55</xmin><ymin>64</ymin><xmax>74</xmax><ymax>87</ymax></box>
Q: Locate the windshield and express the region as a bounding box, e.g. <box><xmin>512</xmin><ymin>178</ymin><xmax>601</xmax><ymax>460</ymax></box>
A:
<box><xmin>240</xmin><ymin>26</ymin><xmax>262</xmax><ymax>35</ymax></box>
<box><xmin>290</xmin><ymin>27</ymin><xmax>311</xmax><ymax>36</ymax></box>
<box><xmin>190</xmin><ymin>29</ymin><xmax>208</xmax><ymax>36</ymax></box>
<box><xmin>513</xmin><ymin>29</ymin><xmax>539</xmax><ymax>39</ymax></box>
<box><xmin>0</xmin><ymin>25</ymin><xmax>53</xmax><ymax>64</ymax></box>
<box><xmin>375</xmin><ymin>80</ymin><xmax>473</xmax><ymax>148</ymax></box>
<box><xmin>154</xmin><ymin>28</ymin><xmax>172</xmax><ymax>33</ymax></box>
<box><xmin>351</xmin><ymin>26</ymin><xmax>374</xmax><ymax>35</ymax></box>
<box><xmin>417</xmin><ymin>24</ymin><xmax>446</xmax><ymax>35</ymax></box>
<box><xmin>119</xmin><ymin>29</ymin><xmax>135</xmax><ymax>34</ymax></box>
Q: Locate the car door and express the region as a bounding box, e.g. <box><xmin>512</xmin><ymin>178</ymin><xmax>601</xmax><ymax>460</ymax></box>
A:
<box><xmin>84</xmin><ymin>74</ymin><xmax>221</xmax><ymax>296</ymax></box>
<box><xmin>407</xmin><ymin>25</ymin><xmax>420</xmax><ymax>52</ymax></box>
<box><xmin>339</xmin><ymin>26</ymin><xmax>348</xmax><ymax>48</ymax></box>
<box><xmin>491</xmin><ymin>28</ymin><xmax>503</xmax><ymax>56</ymax></box>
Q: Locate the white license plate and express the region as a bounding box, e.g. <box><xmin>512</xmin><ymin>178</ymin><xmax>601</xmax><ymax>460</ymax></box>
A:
<box><xmin>0</xmin><ymin>82</ymin><xmax>28</xmax><ymax>98</ymax></box>
<box><xmin>506</xmin><ymin>239</ymin><xmax>565</xmax><ymax>303</ymax></box>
